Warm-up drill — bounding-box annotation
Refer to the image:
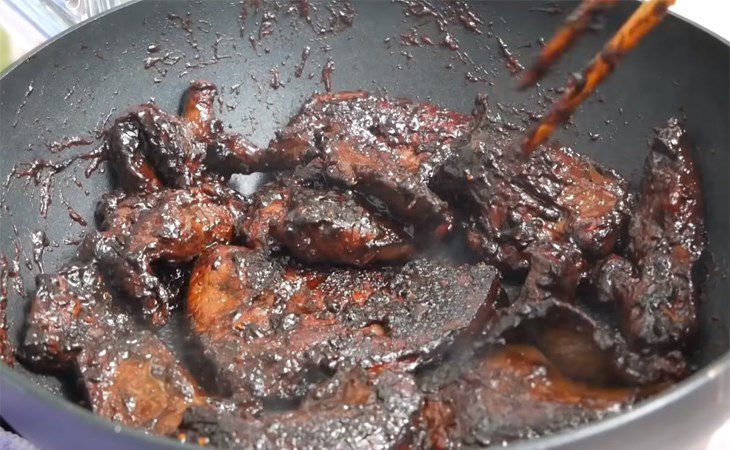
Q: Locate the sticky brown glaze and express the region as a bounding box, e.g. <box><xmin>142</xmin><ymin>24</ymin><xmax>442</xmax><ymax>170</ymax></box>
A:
<box><xmin>517</xmin><ymin>142</ymin><xmax>631</xmax><ymax>257</ymax></box>
<box><xmin>77</xmin><ymin>331</ymin><xmax>202</xmax><ymax>435</ymax></box>
<box><xmin>15</xmin><ymin>82</ymin><xmax>708</xmax><ymax>446</ymax></box>
<box><xmin>238</xmin><ymin>91</ymin><xmax>473</xmax><ymax>241</ymax></box>
<box><xmin>94</xmin><ymin>189</ymin><xmax>156</xmax><ymax>235</ymax></box>
<box><xmin>241</xmin><ymin>179</ymin><xmax>415</xmax><ymax>266</ymax></box>
<box><xmin>272</xmin><ymin>186</ymin><xmax>415</xmax><ymax>266</ymax></box>
<box><xmin>187</xmin><ymin>245</ymin><xmax>501</xmax><ymax>399</ymax></box>
<box><xmin>517</xmin><ymin>241</ymin><xmax>586</xmax><ymax>304</ymax></box>
<box><xmin>432</xmin><ymin>116</ymin><xmax>631</xmax><ymax>274</ymax></box>
<box><xmin>182</xmin><ymin>82</ymin><xmax>269</xmax><ymax>178</ymax></box>
<box><xmin>176</xmin><ymin>368</ymin><xmax>421</xmax><ymax>450</ymax></box>
<box><xmin>0</xmin><ymin>257</ymin><xmax>12</xmax><ymax>365</ymax></box>
<box><xmin>484</xmin><ymin>299</ymin><xmax>688</xmax><ymax>385</ymax></box>
<box><xmin>107</xmin><ymin>81</ymin><xmax>248</xmax><ymax>194</ymax></box>
<box><xmin>83</xmin><ymin>185</ymin><xmax>247</xmax><ymax>325</ymax></box>
<box><xmin>237</xmin><ymin>180</ymin><xmax>291</xmax><ymax>251</ymax></box>
<box><xmin>106</xmin><ymin>103</ymin><xmax>205</xmax><ymax>193</ymax></box>
<box><xmin>417</xmin><ymin>345</ymin><xmax>636</xmax><ymax>449</ymax></box>
<box><xmin>106</xmin><ymin>113</ymin><xmax>165</xmax><ymax>193</ymax></box>
<box><xmin>21</xmin><ymin>262</ymin><xmax>130</xmax><ymax>371</ymax></box>
<box><xmin>179</xmin><ymin>81</ymin><xmax>222</xmax><ymax>143</ymax></box>
<box><xmin>593</xmin><ymin>118</ymin><xmax>705</xmax><ymax>351</ymax></box>
<box><xmin>204</xmin><ymin>133</ymin><xmax>276</xmax><ymax>179</ymax></box>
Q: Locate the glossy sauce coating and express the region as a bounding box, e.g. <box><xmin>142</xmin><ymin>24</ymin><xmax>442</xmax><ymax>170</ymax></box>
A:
<box><xmin>17</xmin><ymin>82</ymin><xmax>705</xmax><ymax>447</ymax></box>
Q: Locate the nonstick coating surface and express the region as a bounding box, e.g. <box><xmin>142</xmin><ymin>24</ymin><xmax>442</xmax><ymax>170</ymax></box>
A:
<box><xmin>0</xmin><ymin>1</ymin><xmax>728</xmax><ymax>449</ymax></box>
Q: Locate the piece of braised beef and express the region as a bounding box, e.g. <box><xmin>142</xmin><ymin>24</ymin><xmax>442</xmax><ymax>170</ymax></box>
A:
<box><xmin>21</xmin><ymin>262</ymin><xmax>129</xmax><ymax>370</ymax></box>
<box><xmin>592</xmin><ymin>118</ymin><xmax>705</xmax><ymax>351</ymax></box>
<box><xmin>186</xmin><ymin>245</ymin><xmax>501</xmax><ymax>399</ymax></box>
<box><xmin>432</xmin><ymin>114</ymin><xmax>631</xmax><ymax>273</ymax></box>
<box><xmin>240</xmin><ymin>179</ymin><xmax>415</xmax><ymax>266</ymax></box>
<box><xmin>177</xmin><ymin>368</ymin><xmax>421</xmax><ymax>450</ymax></box>
<box><xmin>81</xmin><ymin>184</ymin><xmax>247</xmax><ymax>325</ymax></box>
<box><xmin>77</xmin><ymin>331</ymin><xmax>203</xmax><ymax>435</ymax></box>
<box><xmin>417</xmin><ymin>345</ymin><xmax>636</xmax><ymax>449</ymax></box>
<box><xmin>215</xmin><ymin>91</ymin><xmax>473</xmax><ymax>241</ymax></box>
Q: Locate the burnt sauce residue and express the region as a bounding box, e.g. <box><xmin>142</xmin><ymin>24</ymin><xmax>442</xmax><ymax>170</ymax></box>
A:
<box><xmin>0</xmin><ymin>255</ymin><xmax>14</xmax><ymax>365</ymax></box>
<box><xmin>4</xmin><ymin>144</ymin><xmax>105</xmax><ymax>218</ymax></box>
<box><xmin>496</xmin><ymin>36</ymin><xmax>525</xmax><ymax>75</ymax></box>
<box><xmin>294</xmin><ymin>45</ymin><xmax>311</xmax><ymax>78</ymax></box>
<box><xmin>321</xmin><ymin>57</ymin><xmax>335</xmax><ymax>92</ymax></box>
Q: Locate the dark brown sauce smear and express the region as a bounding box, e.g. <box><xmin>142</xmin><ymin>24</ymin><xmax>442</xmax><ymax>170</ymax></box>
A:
<box><xmin>321</xmin><ymin>57</ymin><xmax>335</xmax><ymax>92</ymax></box>
<box><xmin>395</xmin><ymin>0</ymin><xmax>484</xmax><ymax>35</ymax></box>
<box><xmin>46</xmin><ymin>136</ymin><xmax>93</xmax><ymax>154</ymax></box>
<box><xmin>5</xmin><ymin>145</ymin><xmax>105</xmax><ymax>218</ymax></box>
<box><xmin>59</xmin><ymin>192</ymin><xmax>89</xmax><ymax>227</ymax></box>
<box><xmin>0</xmin><ymin>255</ymin><xmax>14</xmax><ymax>365</ymax></box>
<box><xmin>530</xmin><ymin>5</ymin><xmax>564</xmax><ymax>16</ymax></box>
<box><xmin>29</xmin><ymin>230</ymin><xmax>50</xmax><ymax>274</ymax></box>
<box><xmin>294</xmin><ymin>46</ymin><xmax>311</xmax><ymax>78</ymax></box>
<box><xmin>269</xmin><ymin>67</ymin><xmax>283</xmax><ymax>90</ymax></box>
<box><xmin>441</xmin><ymin>33</ymin><xmax>460</xmax><ymax>51</ymax></box>
<box><xmin>238</xmin><ymin>0</ymin><xmax>354</xmax><ymax>57</ymax></box>
<box><xmin>496</xmin><ymin>36</ymin><xmax>525</xmax><ymax>75</ymax></box>
<box><xmin>4</xmin><ymin>229</ymin><xmax>30</xmax><ymax>300</ymax></box>
<box><xmin>151</xmin><ymin>13</ymin><xmax>236</xmax><ymax>81</ymax></box>
<box><xmin>393</xmin><ymin>2</ymin><xmax>498</xmax><ymax>86</ymax></box>
<box><xmin>144</xmin><ymin>52</ymin><xmax>184</xmax><ymax>83</ymax></box>
<box><xmin>12</xmin><ymin>81</ymin><xmax>34</xmax><ymax>128</ymax></box>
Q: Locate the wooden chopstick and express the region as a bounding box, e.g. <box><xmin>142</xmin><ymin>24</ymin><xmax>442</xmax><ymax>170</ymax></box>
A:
<box><xmin>521</xmin><ymin>0</ymin><xmax>676</xmax><ymax>154</ymax></box>
<box><xmin>518</xmin><ymin>0</ymin><xmax>619</xmax><ymax>89</ymax></box>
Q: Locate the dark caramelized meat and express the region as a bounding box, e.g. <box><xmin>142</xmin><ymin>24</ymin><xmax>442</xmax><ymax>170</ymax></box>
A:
<box><xmin>107</xmin><ymin>81</ymin><xmax>248</xmax><ymax>193</ymax></box>
<box><xmin>94</xmin><ymin>189</ymin><xmax>153</xmax><ymax>235</ymax></box>
<box><xmin>241</xmin><ymin>180</ymin><xmax>415</xmax><ymax>266</ymax></box>
<box><xmin>485</xmin><ymin>299</ymin><xmax>687</xmax><ymax>385</ymax></box>
<box><xmin>273</xmin><ymin>187</ymin><xmax>414</xmax><ymax>266</ymax></box>
<box><xmin>237</xmin><ymin>180</ymin><xmax>291</xmax><ymax>251</ymax></box>
<box><xmin>418</xmin><ymin>345</ymin><xmax>636</xmax><ymax>449</ymax></box>
<box><xmin>16</xmin><ymin>82</ymin><xmax>709</xmax><ymax>447</ymax></box>
<box><xmin>224</xmin><ymin>91</ymin><xmax>472</xmax><ymax>240</ymax></box>
<box><xmin>21</xmin><ymin>263</ymin><xmax>130</xmax><ymax>370</ymax></box>
<box><xmin>517</xmin><ymin>142</ymin><xmax>631</xmax><ymax>256</ymax></box>
<box><xmin>187</xmin><ymin>245</ymin><xmax>500</xmax><ymax>398</ymax></box>
<box><xmin>177</xmin><ymin>368</ymin><xmax>421</xmax><ymax>449</ymax></box>
<box><xmin>84</xmin><ymin>185</ymin><xmax>247</xmax><ymax>324</ymax></box>
<box><xmin>107</xmin><ymin>104</ymin><xmax>204</xmax><ymax>193</ymax></box>
<box><xmin>269</xmin><ymin>91</ymin><xmax>470</xmax><ymax>173</ymax></box>
<box><xmin>77</xmin><ymin>331</ymin><xmax>202</xmax><ymax>435</ymax></box>
<box><xmin>106</xmin><ymin>111</ymin><xmax>165</xmax><ymax>194</ymax></box>
<box><xmin>430</xmin><ymin>99</ymin><xmax>634</xmax><ymax>318</ymax></box>
<box><xmin>205</xmin><ymin>133</ymin><xmax>279</xmax><ymax>178</ymax></box>
<box><xmin>516</xmin><ymin>241</ymin><xmax>586</xmax><ymax>304</ymax></box>
<box><xmin>433</xmin><ymin>119</ymin><xmax>630</xmax><ymax>272</ymax></box>
<box><xmin>593</xmin><ymin>119</ymin><xmax>705</xmax><ymax>351</ymax></box>
<box><xmin>183</xmin><ymin>81</ymin><xmax>271</xmax><ymax>177</ymax></box>
<box><xmin>179</xmin><ymin>81</ymin><xmax>221</xmax><ymax>143</ymax></box>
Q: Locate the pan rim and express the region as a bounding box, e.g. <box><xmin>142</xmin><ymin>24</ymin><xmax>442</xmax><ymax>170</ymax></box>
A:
<box><xmin>1</xmin><ymin>0</ymin><xmax>728</xmax><ymax>81</ymax></box>
<box><xmin>3</xmin><ymin>353</ymin><xmax>728</xmax><ymax>449</ymax></box>
<box><xmin>0</xmin><ymin>0</ymin><xmax>145</xmax><ymax>80</ymax></box>
<box><xmin>1</xmin><ymin>0</ymin><xmax>728</xmax><ymax>448</ymax></box>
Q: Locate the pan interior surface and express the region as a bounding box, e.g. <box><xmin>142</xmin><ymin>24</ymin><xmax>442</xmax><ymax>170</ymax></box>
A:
<box><xmin>0</xmin><ymin>1</ymin><xmax>727</xmax><ymax>449</ymax></box>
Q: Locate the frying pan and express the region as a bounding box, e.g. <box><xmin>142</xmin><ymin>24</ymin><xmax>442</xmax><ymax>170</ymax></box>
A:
<box><xmin>0</xmin><ymin>1</ymin><xmax>728</xmax><ymax>449</ymax></box>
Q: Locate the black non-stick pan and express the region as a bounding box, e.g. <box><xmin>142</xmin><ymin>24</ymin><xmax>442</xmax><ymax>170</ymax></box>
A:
<box><xmin>1</xmin><ymin>1</ymin><xmax>728</xmax><ymax>449</ymax></box>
